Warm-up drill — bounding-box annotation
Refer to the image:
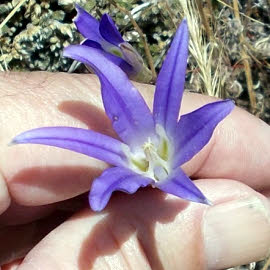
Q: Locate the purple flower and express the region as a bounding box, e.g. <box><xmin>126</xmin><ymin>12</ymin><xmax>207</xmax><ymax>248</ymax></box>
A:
<box><xmin>74</xmin><ymin>5</ymin><xmax>152</xmax><ymax>83</ymax></box>
<box><xmin>11</xmin><ymin>20</ymin><xmax>234</xmax><ymax>211</ymax></box>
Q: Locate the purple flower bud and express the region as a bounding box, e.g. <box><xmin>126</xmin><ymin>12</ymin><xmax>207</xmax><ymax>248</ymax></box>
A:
<box><xmin>73</xmin><ymin>5</ymin><xmax>152</xmax><ymax>83</ymax></box>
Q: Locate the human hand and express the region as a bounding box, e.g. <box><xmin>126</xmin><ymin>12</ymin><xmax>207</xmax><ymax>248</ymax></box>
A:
<box><xmin>0</xmin><ymin>72</ymin><xmax>270</xmax><ymax>270</ymax></box>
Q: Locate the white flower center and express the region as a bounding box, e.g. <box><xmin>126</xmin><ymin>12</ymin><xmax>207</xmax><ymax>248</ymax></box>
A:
<box><xmin>124</xmin><ymin>125</ymin><xmax>172</xmax><ymax>182</ymax></box>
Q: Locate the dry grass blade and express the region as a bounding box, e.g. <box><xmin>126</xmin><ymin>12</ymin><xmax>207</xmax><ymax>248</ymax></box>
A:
<box><xmin>178</xmin><ymin>0</ymin><xmax>223</xmax><ymax>97</ymax></box>
<box><xmin>68</xmin><ymin>60</ymin><xmax>80</xmax><ymax>73</ymax></box>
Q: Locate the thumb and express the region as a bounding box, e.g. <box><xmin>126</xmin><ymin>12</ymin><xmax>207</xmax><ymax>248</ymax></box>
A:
<box><xmin>16</xmin><ymin>180</ymin><xmax>270</xmax><ymax>270</ymax></box>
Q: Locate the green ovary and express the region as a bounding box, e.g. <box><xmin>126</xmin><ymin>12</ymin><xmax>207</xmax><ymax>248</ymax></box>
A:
<box><xmin>110</xmin><ymin>48</ymin><xmax>122</xmax><ymax>57</ymax></box>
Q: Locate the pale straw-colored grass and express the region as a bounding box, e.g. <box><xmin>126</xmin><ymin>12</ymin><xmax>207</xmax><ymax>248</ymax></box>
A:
<box><xmin>178</xmin><ymin>0</ymin><xmax>223</xmax><ymax>97</ymax></box>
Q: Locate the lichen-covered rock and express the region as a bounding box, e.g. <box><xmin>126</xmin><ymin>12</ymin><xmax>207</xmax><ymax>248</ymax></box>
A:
<box><xmin>0</xmin><ymin>0</ymin><xmax>86</xmax><ymax>71</ymax></box>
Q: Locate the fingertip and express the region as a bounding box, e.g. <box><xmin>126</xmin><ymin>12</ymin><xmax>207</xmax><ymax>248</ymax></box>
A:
<box><xmin>203</xmin><ymin>193</ymin><xmax>270</xmax><ymax>269</ymax></box>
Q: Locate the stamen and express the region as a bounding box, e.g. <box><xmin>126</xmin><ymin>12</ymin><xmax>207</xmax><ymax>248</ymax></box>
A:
<box><xmin>131</xmin><ymin>157</ymin><xmax>149</xmax><ymax>172</ymax></box>
<box><xmin>157</xmin><ymin>138</ymin><xmax>169</xmax><ymax>161</ymax></box>
<box><xmin>143</xmin><ymin>139</ymin><xmax>155</xmax><ymax>161</ymax></box>
<box><xmin>124</xmin><ymin>130</ymin><xmax>172</xmax><ymax>181</ymax></box>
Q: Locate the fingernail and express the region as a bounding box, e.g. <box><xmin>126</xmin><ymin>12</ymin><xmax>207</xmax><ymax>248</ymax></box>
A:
<box><xmin>203</xmin><ymin>196</ymin><xmax>270</xmax><ymax>269</ymax></box>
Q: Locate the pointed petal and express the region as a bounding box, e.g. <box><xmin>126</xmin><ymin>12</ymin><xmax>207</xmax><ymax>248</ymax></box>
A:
<box><xmin>11</xmin><ymin>127</ymin><xmax>127</xmax><ymax>167</ymax></box>
<box><xmin>64</xmin><ymin>45</ymin><xmax>155</xmax><ymax>147</ymax></box>
<box><xmin>153</xmin><ymin>19</ymin><xmax>189</xmax><ymax>135</ymax></box>
<box><xmin>74</xmin><ymin>5</ymin><xmax>102</xmax><ymax>42</ymax></box>
<box><xmin>155</xmin><ymin>168</ymin><xmax>210</xmax><ymax>204</ymax></box>
<box><xmin>89</xmin><ymin>167</ymin><xmax>152</xmax><ymax>211</ymax></box>
<box><xmin>173</xmin><ymin>100</ymin><xmax>235</xmax><ymax>167</ymax></box>
<box><xmin>99</xmin><ymin>14</ymin><xmax>124</xmax><ymax>46</ymax></box>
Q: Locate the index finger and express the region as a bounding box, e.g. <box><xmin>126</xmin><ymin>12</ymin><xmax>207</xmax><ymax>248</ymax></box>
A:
<box><xmin>1</xmin><ymin>72</ymin><xmax>269</xmax><ymax>206</ymax></box>
<box><xmin>180</xmin><ymin>93</ymin><xmax>270</xmax><ymax>192</ymax></box>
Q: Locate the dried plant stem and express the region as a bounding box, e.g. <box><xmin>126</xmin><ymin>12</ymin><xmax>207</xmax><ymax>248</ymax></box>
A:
<box><xmin>195</xmin><ymin>0</ymin><xmax>213</xmax><ymax>40</ymax></box>
<box><xmin>0</xmin><ymin>0</ymin><xmax>28</xmax><ymax>34</ymax></box>
<box><xmin>262</xmin><ymin>256</ymin><xmax>270</xmax><ymax>270</ymax></box>
<box><xmin>206</xmin><ymin>0</ymin><xmax>213</xmax><ymax>15</ymax></box>
<box><xmin>206</xmin><ymin>0</ymin><xmax>216</xmax><ymax>31</ymax></box>
<box><xmin>217</xmin><ymin>0</ymin><xmax>267</xmax><ymax>26</ymax></box>
<box><xmin>232</xmin><ymin>0</ymin><xmax>256</xmax><ymax>111</ymax></box>
<box><xmin>109</xmin><ymin>0</ymin><xmax>157</xmax><ymax>80</ymax></box>
<box><xmin>164</xmin><ymin>0</ymin><xmax>177</xmax><ymax>29</ymax></box>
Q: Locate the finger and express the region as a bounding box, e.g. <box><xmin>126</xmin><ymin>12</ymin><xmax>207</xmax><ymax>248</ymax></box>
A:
<box><xmin>0</xmin><ymin>172</ymin><xmax>10</xmax><ymax>215</ymax></box>
<box><xmin>0</xmin><ymin>195</ymin><xmax>88</xmax><ymax>266</ymax></box>
<box><xmin>180</xmin><ymin>94</ymin><xmax>270</xmax><ymax>192</ymax></box>
<box><xmin>1</xmin><ymin>72</ymin><xmax>109</xmax><ymax>206</ymax></box>
<box><xmin>1</xmin><ymin>72</ymin><xmax>270</xmax><ymax>207</ymax></box>
<box><xmin>0</xmin><ymin>201</ymin><xmax>55</xmax><ymax>226</ymax></box>
<box><xmin>2</xmin><ymin>259</ymin><xmax>23</xmax><ymax>270</ymax></box>
<box><xmin>16</xmin><ymin>180</ymin><xmax>270</xmax><ymax>270</ymax></box>
<box><xmin>0</xmin><ymin>193</ymin><xmax>87</xmax><ymax>227</ymax></box>
<box><xmin>0</xmin><ymin>210</ymin><xmax>73</xmax><ymax>266</ymax></box>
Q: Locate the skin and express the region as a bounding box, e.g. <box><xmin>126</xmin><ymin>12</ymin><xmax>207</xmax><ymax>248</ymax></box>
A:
<box><xmin>0</xmin><ymin>72</ymin><xmax>270</xmax><ymax>270</ymax></box>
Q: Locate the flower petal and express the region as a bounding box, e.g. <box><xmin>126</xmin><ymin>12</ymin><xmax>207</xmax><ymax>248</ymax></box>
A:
<box><xmin>155</xmin><ymin>167</ymin><xmax>210</xmax><ymax>204</ymax></box>
<box><xmin>74</xmin><ymin>5</ymin><xmax>102</xmax><ymax>42</ymax></box>
<box><xmin>81</xmin><ymin>40</ymin><xmax>150</xmax><ymax>83</ymax></box>
<box><xmin>64</xmin><ymin>45</ymin><xmax>155</xmax><ymax>147</ymax></box>
<box><xmin>81</xmin><ymin>39</ymin><xmax>103</xmax><ymax>49</ymax></box>
<box><xmin>153</xmin><ymin>19</ymin><xmax>189</xmax><ymax>135</ymax></box>
<box><xmin>11</xmin><ymin>127</ymin><xmax>127</xmax><ymax>167</ymax></box>
<box><xmin>99</xmin><ymin>14</ymin><xmax>124</xmax><ymax>46</ymax></box>
<box><xmin>89</xmin><ymin>167</ymin><xmax>152</xmax><ymax>211</ymax></box>
<box><xmin>173</xmin><ymin>100</ymin><xmax>235</xmax><ymax>167</ymax></box>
